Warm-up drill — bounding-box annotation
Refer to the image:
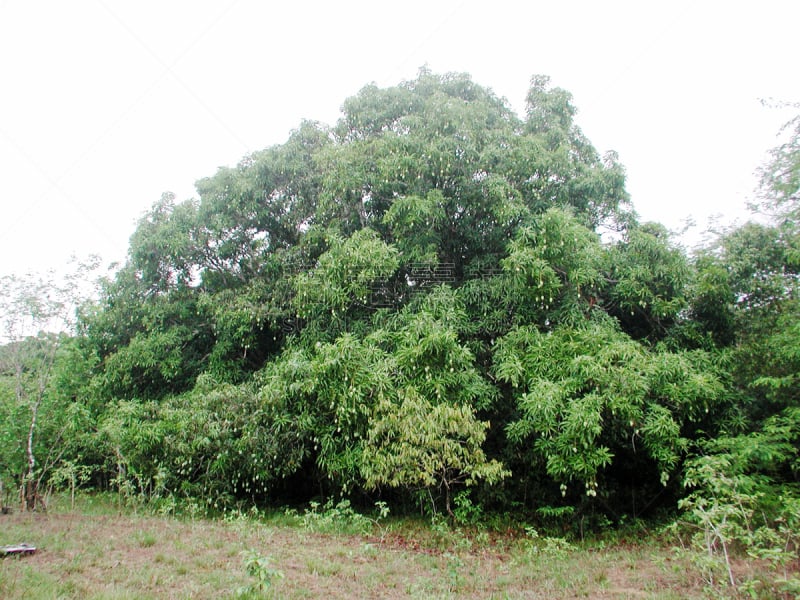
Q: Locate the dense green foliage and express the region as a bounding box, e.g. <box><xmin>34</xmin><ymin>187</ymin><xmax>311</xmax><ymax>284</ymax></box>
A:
<box><xmin>1</xmin><ymin>71</ymin><xmax>798</xmax><ymax>585</ymax></box>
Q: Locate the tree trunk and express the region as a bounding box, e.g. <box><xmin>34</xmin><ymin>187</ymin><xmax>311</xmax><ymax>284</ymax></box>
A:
<box><xmin>443</xmin><ymin>477</ymin><xmax>453</xmax><ymax>518</ymax></box>
<box><xmin>24</xmin><ymin>399</ymin><xmax>41</xmax><ymax>511</ymax></box>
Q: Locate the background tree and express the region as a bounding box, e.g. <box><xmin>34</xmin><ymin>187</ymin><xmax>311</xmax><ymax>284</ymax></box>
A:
<box><xmin>673</xmin><ymin>109</ymin><xmax>800</xmax><ymax>587</ymax></box>
<box><xmin>34</xmin><ymin>72</ymin><xmax>793</xmax><ymax>542</ymax></box>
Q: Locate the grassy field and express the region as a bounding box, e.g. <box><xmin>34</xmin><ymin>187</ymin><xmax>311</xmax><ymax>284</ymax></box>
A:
<box><xmin>0</xmin><ymin>494</ymin><xmax>767</xmax><ymax>599</ymax></box>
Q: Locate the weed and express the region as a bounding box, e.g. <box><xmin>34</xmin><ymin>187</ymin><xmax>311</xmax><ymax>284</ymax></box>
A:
<box><xmin>679</xmin><ymin>455</ymin><xmax>800</xmax><ymax>595</ymax></box>
<box><xmin>237</xmin><ymin>550</ymin><xmax>284</xmax><ymax>597</ymax></box>
<box><xmin>444</xmin><ymin>552</ymin><xmax>465</xmax><ymax>592</ymax></box>
<box><xmin>361</xmin><ymin>542</ymin><xmax>379</xmax><ymax>558</ymax></box>
<box><xmin>295</xmin><ymin>498</ymin><xmax>388</xmax><ymax>536</ymax></box>
<box><xmin>535</xmin><ymin>504</ymin><xmax>575</xmax><ymax>536</ymax></box>
<box><xmin>452</xmin><ymin>490</ymin><xmax>484</xmax><ymax>527</ymax></box>
<box><xmin>153</xmin><ymin>494</ymin><xmax>178</xmax><ymax>517</ymax></box>
<box><xmin>521</xmin><ymin>525</ymin><xmax>575</xmax><ymax>559</ymax></box>
<box><xmin>425</xmin><ymin>513</ymin><xmax>474</xmax><ymax>552</ymax></box>
<box><xmin>136</xmin><ymin>530</ymin><xmax>157</xmax><ymax>548</ymax></box>
<box><xmin>593</xmin><ymin>570</ymin><xmax>609</xmax><ymax>587</ymax></box>
<box><xmin>306</xmin><ymin>557</ymin><xmax>342</xmax><ymax>576</ymax></box>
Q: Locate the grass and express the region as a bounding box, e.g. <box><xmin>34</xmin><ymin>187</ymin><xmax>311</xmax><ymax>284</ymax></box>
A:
<box><xmin>0</xmin><ymin>493</ymin><xmax>768</xmax><ymax>599</ymax></box>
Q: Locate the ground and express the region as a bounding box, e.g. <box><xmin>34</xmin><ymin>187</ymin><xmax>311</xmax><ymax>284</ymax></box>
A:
<box><xmin>0</xmin><ymin>495</ymin><xmax>746</xmax><ymax>599</ymax></box>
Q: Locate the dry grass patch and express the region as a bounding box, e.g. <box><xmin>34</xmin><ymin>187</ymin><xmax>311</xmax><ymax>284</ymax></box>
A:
<box><xmin>0</xmin><ymin>496</ymin><xmax>724</xmax><ymax>599</ymax></box>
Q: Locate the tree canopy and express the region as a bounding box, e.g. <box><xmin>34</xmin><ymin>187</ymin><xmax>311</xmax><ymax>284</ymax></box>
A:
<box><xmin>2</xmin><ymin>70</ymin><xmax>798</xmax><ymax>539</ymax></box>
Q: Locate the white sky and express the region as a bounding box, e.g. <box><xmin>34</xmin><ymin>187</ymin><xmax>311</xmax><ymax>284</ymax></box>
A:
<box><xmin>1</xmin><ymin>0</ymin><xmax>798</xmax><ymax>278</ymax></box>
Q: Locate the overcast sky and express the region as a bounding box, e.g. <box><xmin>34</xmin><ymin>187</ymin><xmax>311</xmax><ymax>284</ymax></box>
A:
<box><xmin>1</xmin><ymin>0</ymin><xmax>798</xmax><ymax>278</ymax></box>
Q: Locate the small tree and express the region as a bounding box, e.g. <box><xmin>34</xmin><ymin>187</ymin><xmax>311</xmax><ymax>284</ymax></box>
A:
<box><xmin>0</xmin><ymin>261</ymin><xmax>97</xmax><ymax>510</ymax></box>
